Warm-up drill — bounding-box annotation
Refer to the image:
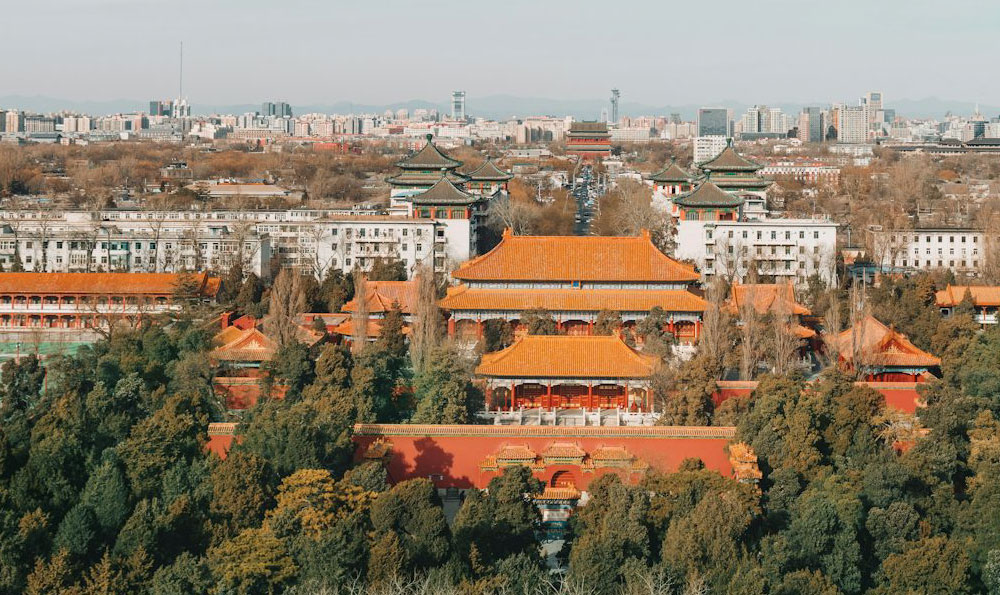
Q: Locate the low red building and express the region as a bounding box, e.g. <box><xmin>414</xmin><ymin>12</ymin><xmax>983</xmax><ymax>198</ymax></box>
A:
<box><xmin>352</xmin><ymin>423</ymin><xmax>759</xmax><ymax>494</ymax></box>
<box><xmin>0</xmin><ymin>271</ymin><xmax>220</xmax><ymax>330</ymax></box>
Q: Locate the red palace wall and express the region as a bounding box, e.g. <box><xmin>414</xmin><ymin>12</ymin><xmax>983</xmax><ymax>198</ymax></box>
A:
<box><xmin>352</xmin><ymin>424</ymin><xmax>736</xmax><ymax>491</ymax></box>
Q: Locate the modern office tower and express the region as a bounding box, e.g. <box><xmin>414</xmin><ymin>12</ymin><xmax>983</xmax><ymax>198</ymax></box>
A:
<box><xmin>451</xmin><ymin>91</ymin><xmax>466</xmax><ymax>121</ymax></box>
<box><xmin>610</xmin><ymin>88</ymin><xmax>620</xmax><ymax>125</ymax></box>
<box><xmin>698</xmin><ymin>107</ymin><xmax>731</xmax><ymax>137</ymax></box>
<box><xmin>261</xmin><ymin>102</ymin><xmax>292</xmax><ymax>118</ymax></box>
<box><xmin>798</xmin><ymin>107</ymin><xmax>825</xmax><ymax>143</ymax></box>
<box><xmin>863</xmin><ymin>91</ymin><xmax>883</xmax><ymax>123</ymax></box>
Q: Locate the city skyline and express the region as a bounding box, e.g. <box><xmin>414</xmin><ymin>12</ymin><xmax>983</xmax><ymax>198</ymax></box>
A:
<box><xmin>4</xmin><ymin>0</ymin><xmax>999</xmax><ymax>109</ymax></box>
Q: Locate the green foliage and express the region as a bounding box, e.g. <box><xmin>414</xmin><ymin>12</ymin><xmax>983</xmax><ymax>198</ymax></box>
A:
<box><xmin>593</xmin><ymin>309</ymin><xmax>622</xmax><ymax>336</ymax></box>
<box><xmin>521</xmin><ymin>307</ymin><xmax>559</xmax><ymax>335</ymax></box>
<box><xmin>481</xmin><ymin>319</ymin><xmax>513</xmax><ymax>353</ymax></box>
<box><xmin>412</xmin><ymin>345</ymin><xmax>480</xmax><ymax>424</ymax></box>
<box><xmin>368</xmin><ymin>479</ymin><xmax>450</xmax><ymax>584</ymax></box>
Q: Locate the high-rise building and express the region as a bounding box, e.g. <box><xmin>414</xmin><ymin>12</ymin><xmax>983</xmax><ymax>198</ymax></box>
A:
<box><xmin>798</xmin><ymin>107</ymin><xmax>825</xmax><ymax>143</ymax></box>
<box><xmin>698</xmin><ymin>107</ymin><xmax>731</xmax><ymax>137</ymax></box>
<box><xmin>837</xmin><ymin>105</ymin><xmax>868</xmax><ymax>144</ymax></box>
<box><xmin>5</xmin><ymin>110</ymin><xmax>24</xmax><ymax>133</ymax></box>
<box><xmin>610</xmin><ymin>89</ymin><xmax>620</xmax><ymax>125</ymax></box>
<box><xmin>261</xmin><ymin>102</ymin><xmax>292</xmax><ymax>118</ymax></box>
<box><xmin>451</xmin><ymin>91</ymin><xmax>466</xmax><ymax>121</ymax></box>
<box><xmin>863</xmin><ymin>92</ymin><xmax>883</xmax><ymax>123</ymax></box>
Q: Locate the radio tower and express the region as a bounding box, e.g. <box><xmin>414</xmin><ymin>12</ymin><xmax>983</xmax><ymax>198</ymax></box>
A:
<box><xmin>610</xmin><ymin>89</ymin><xmax>620</xmax><ymax>126</ymax></box>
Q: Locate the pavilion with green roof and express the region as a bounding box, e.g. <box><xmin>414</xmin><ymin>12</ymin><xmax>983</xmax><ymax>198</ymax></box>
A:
<box><xmin>695</xmin><ymin>140</ymin><xmax>772</xmax><ymax>195</ymax></box>
<box><xmin>647</xmin><ymin>160</ymin><xmax>694</xmax><ymax>196</ymax></box>
<box><xmin>673</xmin><ymin>181</ymin><xmax>743</xmax><ymax>221</ymax></box>
<box><xmin>387</xmin><ymin>134</ymin><xmax>469</xmax><ymax>197</ymax></box>
<box><xmin>465</xmin><ymin>157</ymin><xmax>513</xmax><ymax>196</ymax></box>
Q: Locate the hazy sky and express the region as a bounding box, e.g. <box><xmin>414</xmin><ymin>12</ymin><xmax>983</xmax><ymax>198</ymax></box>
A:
<box><xmin>4</xmin><ymin>0</ymin><xmax>998</xmax><ymax>106</ymax></box>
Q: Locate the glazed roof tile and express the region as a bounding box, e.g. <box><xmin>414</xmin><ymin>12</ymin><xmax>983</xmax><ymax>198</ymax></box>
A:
<box><xmin>0</xmin><ymin>272</ymin><xmax>220</xmax><ymax>297</ymax></box>
<box><xmin>466</xmin><ymin>158</ymin><xmax>513</xmax><ymax>182</ymax></box>
<box><xmin>476</xmin><ymin>335</ymin><xmax>660</xmax><ymax>379</ymax></box>
<box><xmin>673</xmin><ymin>181</ymin><xmax>744</xmax><ymax>208</ymax></box>
<box><xmin>452</xmin><ymin>230</ymin><xmax>699</xmax><ymax>283</ymax></box>
<box><xmin>395</xmin><ymin>136</ymin><xmax>462</xmax><ymax>170</ymax></box>
<box><xmin>439</xmin><ymin>285</ymin><xmax>708</xmax><ymax>313</ymax></box>
<box><xmin>410</xmin><ymin>177</ymin><xmax>479</xmax><ymax>206</ymax></box>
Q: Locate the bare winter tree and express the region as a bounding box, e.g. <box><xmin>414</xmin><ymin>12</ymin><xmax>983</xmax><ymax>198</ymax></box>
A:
<box><xmin>486</xmin><ymin>194</ymin><xmax>536</xmax><ymax>236</ymax></box>
<box><xmin>822</xmin><ymin>289</ymin><xmax>843</xmax><ymax>367</ymax></box>
<box><xmin>269</xmin><ymin>268</ymin><xmax>306</xmax><ymax>347</ymax></box>
<box><xmin>409</xmin><ymin>264</ymin><xmax>441</xmax><ymax>373</ymax></box>
<box><xmin>699</xmin><ymin>277</ymin><xmax>731</xmax><ymax>367</ymax></box>
<box><xmin>738</xmin><ymin>286</ymin><xmax>766</xmax><ymax>380</ymax></box>
<box><xmin>769</xmin><ymin>295</ymin><xmax>801</xmax><ymax>376</ymax></box>
<box><xmin>351</xmin><ymin>271</ymin><xmax>369</xmax><ymax>353</ymax></box>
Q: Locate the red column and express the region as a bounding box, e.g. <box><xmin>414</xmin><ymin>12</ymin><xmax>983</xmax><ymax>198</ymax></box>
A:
<box><xmin>556</xmin><ymin>320</ymin><xmax>564</xmax><ymax>333</ymax></box>
<box><xmin>510</xmin><ymin>382</ymin><xmax>515</xmax><ymax>411</ymax></box>
<box><xmin>587</xmin><ymin>320</ymin><xmax>594</xmax><ymax>335</ymax></box>
<box><xmin>447</xmin><ymin>317</ymin><xmax>455</xmax><ymax>337</ymax></box>
<box><xmin>476</xmin><ymin>319</ymin><xmax>483</xmax><ymax>339</ymax></box>
<box><xmin>546</xmin><ymin>382</ymin><xmax>552</xmax><ymax>409</ymax></box>
<box><xmin>668</xmin><ymin>318</ymin><xmax>676</xmax><ymax>336</ymax></box>
<box><xmin>587</xmin><ymin>382</ymin><xmax>594</xmax><ymax>409</ymax></box>
<box><xmin>486</xmin><ymin>385</ymin><xmax>493</xmax><ymax>411</ymax></box>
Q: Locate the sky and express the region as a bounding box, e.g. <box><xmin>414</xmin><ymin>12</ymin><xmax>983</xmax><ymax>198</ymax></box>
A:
<box><xmin>3</xmin><ymin>0</ymin><xmax>999</xmax><ymax>107</ymax></box>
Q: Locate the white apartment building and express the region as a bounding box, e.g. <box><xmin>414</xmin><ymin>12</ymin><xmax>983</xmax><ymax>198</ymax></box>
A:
<box><xmin>675</xmin><ymin>218</ymin><xmax>839</xmax><ymax>285</ymax></box>
<box><xmin>693</xmin><ymin>136</ymin><xmax>730</xmax><ymax>163</ymax></box>
<box><xmin>837</xmin><ymin>106</ymin><xmax>869</xmax><ymax>144</ymax></box>
<box><xmin>0</xmin><ymin>209</ymin><xmax>458</xmax><ymax>280</ymax></box>
<box><xmin>866</xmin><ymin>226</ymin><xmax>990</xmax><ymax>275</ymax></box>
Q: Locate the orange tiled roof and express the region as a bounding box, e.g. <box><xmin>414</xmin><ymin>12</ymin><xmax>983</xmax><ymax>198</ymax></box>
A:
<box><xmin>830</xmin><ymin>315</ymin><xmax>940</xmax><ymax>368</ymax></box>
<box><xmin>935</xmin><ymin>284</ymin><xmax>1000</xmax><ymax>307</ymax></box>
<box><xmin>331</xmin><ymin>317</ymin><xmax>411</xmax><ymax>339</ymax></box>
<box><xmin>591</xmin><ymin>445</ymin><xmax>632</xmax><ymax>460</ymax></box>
<box><xmin>439</xmin><ymin>285</ymin><xmax>708</xmax><ymax>313</ymax></box>
<box><xmin>476</xmin><ymin>335</ymin><xmax>660</xmax><ymax>379</ymax></box>
<box><xmin>728</xmin><ymin>283</ymin><xmax>811</xmax><ymax>316</ymax></box>
<box><xmin>0</xmin><ymin>272</ymin><xmax>220</xmax><ymax>297</ymax></box>
<box><xmin>697</xmin><ymin>145</ymin><xmax>761</xmax><ymax>172</ymax></box>
<box><xmin>496</xmin><ymin>444</ymin><xmax>537</xmax><ymax>460</ymax></box>
<box><xmin>211</xmin><ymin>327</ymin><xmax>278</xmax><ymax>362</ymax></box>
<box><xmin>452</xmin><ymin>230</ymin><xmax>699</xmax><ymax>283</ymax></box>
<box><xmin>542</xmin><ymin>442</ymin><xmax>586</xmax><ymax>458</ymax></box>
<box><xmin>343</xmin><ymin>279</ymin><xmax>419</xmax><ymax>315</ymax></box>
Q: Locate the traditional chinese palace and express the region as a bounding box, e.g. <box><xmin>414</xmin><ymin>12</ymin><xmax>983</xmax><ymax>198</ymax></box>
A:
<box><xmin>828</xmin><ymin>315</ymin><xmax>940</xmax><ymax>382</ymax></box>
<box><xmin>565</xmin><ymin>121</ymin><xmax>611</xmax><ymax>159</ymax></box>
<box><xmin>476</xmin><ymin>335</ymin><xmax>660</xmax><ymax>412</ymax></box>
<box><xmin>936</xmin><ymin>285</ymin><xmax>1000</xmax><ymax>325</ymax></box>
<box><xmin>0</xmin><ymin>271</ymin><xmax>220</xmax><ymax>330</ymax></box>
<box><xmin>439</xmin><ymin>230</ymin><xmax>707</xmax><ymax>342</ymax></box>
<box><xmin>387</xmin><ymin>134</ymin><xmax>467</xmax><ymax>199</ymax></box>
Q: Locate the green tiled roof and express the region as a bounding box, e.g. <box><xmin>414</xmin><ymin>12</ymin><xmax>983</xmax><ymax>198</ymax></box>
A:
<box><xmin>466</xmin><ymin>158</ymin><xmax>513</xmax><ymax>182</ymax></box>
<box><xmin>673</xmin><ymin>181</ymin><xmax>744</xmax><ymax>208</ymax></box>
<box><xmin>697</xmin><ymin>145</ymin><xmax>761</xmax><ymax>172</ymax></box>
<box><xmin>396</xmin><ymin>135</ymin><xmax>462</xmax><ymax>170</ymax></box>
<box><xmin>648</xmin><ymin>161</ymin><xmax>692</xmax><ymax>183</ymax></box>
<box><xmin>411</xmin><ymin>177</ymin><xmax>480</xmax><ymax>206</ymax></box>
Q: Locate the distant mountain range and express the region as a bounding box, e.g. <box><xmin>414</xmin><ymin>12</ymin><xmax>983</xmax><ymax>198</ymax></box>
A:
<box><xmin>0</xmin><ymin>93</ymin><xmax>996</xmax><ymax>121</ymax></box>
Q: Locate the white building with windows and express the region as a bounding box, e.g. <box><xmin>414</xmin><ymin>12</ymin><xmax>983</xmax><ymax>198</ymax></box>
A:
<box><xmin>675</xmin><ymin>218</ymin><xmax>839</xmax><ymax>285</ymax></box>
<box><xmin>0</xmin><ymin>208</ymin><xmax>458</xmax><ymax>280</ymax></box>
<box><xmin>866</xmin><ymin>226</ymin><xmax>989</xmax><ymax>275</ymax></box>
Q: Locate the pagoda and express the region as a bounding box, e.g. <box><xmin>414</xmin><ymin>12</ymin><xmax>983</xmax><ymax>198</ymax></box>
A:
<box><xmin>387</xmin><ymin>133</ymin><xmax>468</xmax><ymax>198</ymax></box>
<box><xmin>565</xmin><ymin>121</ymin><xmax>611</xmax><ymax>159</ymax></box>
<box><xmin>695</xmin><ymin>140</ymin><xmax>771</xmax><ymax>216</ymax></box>
<box><xmin>439</xmin><ymin>229</ymin><xmax>706</xmax><ymax>342</ymax></box>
